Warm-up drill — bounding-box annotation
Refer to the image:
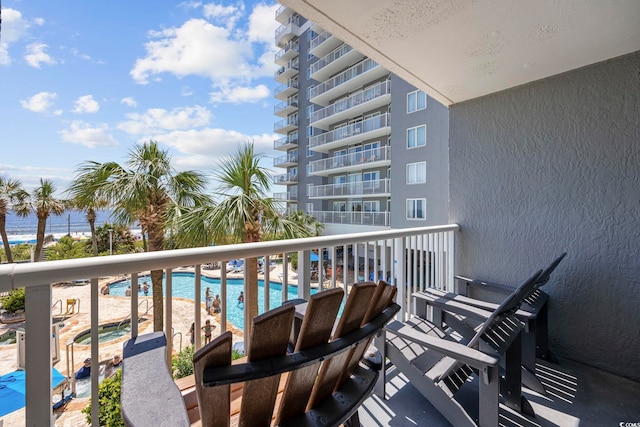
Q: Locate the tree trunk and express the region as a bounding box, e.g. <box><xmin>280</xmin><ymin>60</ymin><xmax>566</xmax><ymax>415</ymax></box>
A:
<box><xmin>34</xmin><ymin>213</ymin><xmax>48</xmax><ymax>262</ymax></box>
<box><xmin>147</xmin><ymin>224</ymin><xmax>165</xmax><ymax>332</ymax></box>
<box><xmin>87</xmin><ymin>209</ymin><xmax>98</xmax><ymax>256</ymax></box>
<box><xmin>0</xmin><ymin>214</ymin><xmax>14</xmax><ymax>263</ymax></box>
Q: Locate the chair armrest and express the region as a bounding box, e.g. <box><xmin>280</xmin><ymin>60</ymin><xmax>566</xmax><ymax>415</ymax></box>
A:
<box><xmin>455</xmin><ymin>275</ymin><xmax>514</xmax><ymax>297</ymax></box>
<box><xmin>121</xmin><ymin>332</ymin><xmax>190</xmax><ymax>427</ymax></box>
<box><xmin>385</xmin><ymin>321</ymin><xmax>499</xmax><ymax>370</ymax></box>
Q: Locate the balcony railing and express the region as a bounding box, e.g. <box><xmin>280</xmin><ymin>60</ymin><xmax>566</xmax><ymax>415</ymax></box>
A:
<box><xmin>313</xmin><ymin>210</ymin><xmax>391</xmax><ymax>227</ymax></box>
<box><xmin>273</xmin><ymin>115</ymin><xmax>298</xmax><ymax>134</ymax></box>
<box><xmin>308</xmin><ymin>178</ymin><xmax>391</xmax><ymax>199</ymax></box>
<box><xmin>273</xmin><ymin>191</ymin><xmax>298</xmax><ymax>201</ymax></box>
<box><xmin>308</xmin><ymin>146</ymin><xmax>391</xmax><ymax>176</ymax></box>
<box><xmin>275</xmin><ymin>15</ymin><xmax>302</xmax><ymax>47</ymax></box>
<box><xmin>274</xmin><ymin>79</ymin><xmax>299</xmax><ymax>100</ymax></box>
<box><xmin>309</xmin><ymin>112</ymin><xmax>391</xmax><ymax>152</ymax></box>
<box><xmin>309</xmin><ymin>80</ymin><xmax>391</xmax><ymax>129</ymax></box>
<box><xmin>274</xmin><ymin>40</ymin><xmax>299</xmax><ymax>65</ymax></box>
<box><xmin>273</xmin><ymin>153</ymin><xmax>298</xmax><ymax>167</ymax></box>
<box><xmin>273</xmin><ymin>172</ymin><xmax>298</xmax><ymax>185</ymax></box>
<box><xmin>275</xmin><ymin>5</ymin><xmax>294</xmax><ymax>24</ymax></box>
<box><xmin>273</xmin><ymin>134</ymin><xmax>298</xmax><ymax>151</ymax></box>
<box><xmin>274</xmin><ymin>58</ymin><xmax>299</xmax><ymax>83</ymax></box>
<box><xmin>0</xmin><ymin>224</ymin><xmax>457</xmax><ymax>425</ymax></box>
<box><xmin>309</xmin><ymin>43</ymin><xmax>364</xmax><ymax>82</ymax></box>
<box><xmin>309</xmin><ymin>58</ymin><xmax>380</xmax><ymax>103</ymax></box>
<box><xmin>309</xmin><ymin>30</ymin><xmax>342</xmax><ymax>58</ymax></box>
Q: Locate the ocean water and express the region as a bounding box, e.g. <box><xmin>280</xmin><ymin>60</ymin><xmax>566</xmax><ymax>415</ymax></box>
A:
<box><xmin>3</xmin><ymin>210</ymin><xmax>113</xmax><ymax>244</ymax></box>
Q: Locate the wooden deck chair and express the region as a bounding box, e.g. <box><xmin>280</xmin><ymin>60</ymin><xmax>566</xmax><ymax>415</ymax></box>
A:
<box><xmin>415</xmin><ymin>253</ymin><xmax>566</xmax><ymax>393</ymax></box>
<box><xmin>193</xmin><ymin>303</ymin><xmax>295</xmax><ymax>427</ymax></box>
<box><xmin>384</xmin><ymin>270</ymin><xmax>543</xmax><ymax>427</ymax></box>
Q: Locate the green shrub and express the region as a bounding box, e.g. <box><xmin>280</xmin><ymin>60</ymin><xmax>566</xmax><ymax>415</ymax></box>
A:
<box><xmin>82</xmin><ymin>369</ymin><xmax>123</xmax><ymax>427</ymax></box>
<box><xmin>1</xmin><ymin>288</ymin><xmax>25</xmax><ymax>313</ymax></box>
<box><xmin>172</xmin><ymin>344</ymin><xmax>244</xmax><ymax>379</ymax></box>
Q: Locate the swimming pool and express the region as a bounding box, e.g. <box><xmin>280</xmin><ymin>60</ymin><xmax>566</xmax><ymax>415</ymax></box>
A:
<box><xmin>73</xmin><ymin>318</ymin><xmax>147</xmax><ymax>345</ymax></box>
<box><xmin>109</xmin><ymin>272</ymin><xmax>310</xmax><ymax>331</ymax></box>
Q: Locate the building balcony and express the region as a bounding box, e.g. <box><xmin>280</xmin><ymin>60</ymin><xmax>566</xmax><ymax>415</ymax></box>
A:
<box><xmin>273</xmin><ymin>116</ymin><xmax>298</xmax><ymax>134</ymax></box>
<box><xmin>274</xmin><ymin>58</ymin><xmax>299</xmax><ymax>83</ymax></box>
<box><xmin>274</xmin><ymin>98</ymin><xmax>298</xmax><ymax>118</ymax></box>
<box><xmin>308</xmin><ymin>112</ymin><xmax>391</xmax><ymax>153</ymax></box>
<box><xmin>273</xmin><ymin>153</ymin><xmax>298</xmax><ymax>168</ymax></box>
<box><xmin>275</xmin><ymin>4</ymin><xmax>294</xmax><ymax>24</ymax></box>
<box><xmin>309</xmin><ymin>30</ymin><xmax>342</xmax><ymax>58</ymax></box>
<box><xmin>308</xmin><ymin>58</ymin><xmax>388</xmax><ymax>106</ymax></box>
<box><xmin>275</xmin><ymin>15</ymin><xmax>302</xmax><ymax>48</ymax></box>
<box><xmin>309</xmin><ymin>80</ymin><xmax>391</xmax><ymax>130</ymax></box>
<box><xmin>273</xmin><ymin>134</ymin><xmax>298</xmax><ymax>151</ymax></box>
<box><xmin>308</xmin><ymin>178</ymin><xmax>391</xmax><ymax>199</ymax></box>
<box><xmin>273</xmin><ymin>172</ymin><xmax>298</xmax><ymax>185</ymax></box>
<box><xmin>312</xmin><ymin>210</ymin><xmax>390</xmax><ymax>227</ymax></box>
<box><xmin>309</xmin><ymin>43</ymin><xmax>365</xmax><ymax>82</ymax></box>
<box><xmin>273</xmin><ymin>191</ymin><xmax>298</xmax><ymax>202</ymax></box>
<box><xmin>308</xmin><ymin>146</ymin><xmax>391</xmax><ymax>176</ymax></box>
<box><xmin>274</xmin><ymin>40</ymin><xmax>299</xmax><ymax>66</ymax></box>
<box><xmin>274</xmin><ymin>79</ymin><xmax>299</xmax><ymax>100</ymax></box>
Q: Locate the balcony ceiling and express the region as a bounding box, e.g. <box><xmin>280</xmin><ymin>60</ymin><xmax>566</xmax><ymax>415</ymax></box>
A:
<box><xmin>279</xmin><ymin>0</ymin><xmax>640</xmax><ymax>106</ymax></box>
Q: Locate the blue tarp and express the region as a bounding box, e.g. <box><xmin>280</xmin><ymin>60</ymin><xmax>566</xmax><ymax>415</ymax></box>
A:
<box><xmin>0</xmin><ymin>368</ymin><xmax>66</xmax><ymax>417</ymax></box>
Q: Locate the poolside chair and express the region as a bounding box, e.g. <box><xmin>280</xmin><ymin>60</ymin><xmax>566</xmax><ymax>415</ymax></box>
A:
<box><xmin>384</xmin><ymin>269</ymin><xmax>543</xmax><ymax>427</ymax></box>
<box><xmin>414</xmin><ymin>253</ymin><xmax>566</xmax><ymax>393</ymax></box>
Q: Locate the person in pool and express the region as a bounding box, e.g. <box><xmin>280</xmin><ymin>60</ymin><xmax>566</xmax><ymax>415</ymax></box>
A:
<box><xmin>76</xmin><ymin>358</ymin><xmax>91</xmax><ymax>379</ymax></box>
<box><xmin>237</xmin><ymin>291</ymin><xmax>244</xmax><ymax>305</ymax></box>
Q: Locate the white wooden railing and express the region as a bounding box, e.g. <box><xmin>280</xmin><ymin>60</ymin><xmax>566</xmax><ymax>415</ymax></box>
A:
<box><xmin>0</xmin><ymin>224</ymin><xmax>458</xmax><ymax>426</ymax></box>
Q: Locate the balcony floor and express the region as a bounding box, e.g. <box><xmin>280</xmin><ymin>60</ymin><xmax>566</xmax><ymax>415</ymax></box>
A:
<box><xmin>360</xmin><ymin>356</ymin><xmax>640</xmax><ymax>426</ymax></box>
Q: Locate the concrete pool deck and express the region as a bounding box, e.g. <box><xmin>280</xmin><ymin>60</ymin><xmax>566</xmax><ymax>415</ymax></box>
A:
<box><xmin>0</xmin><ymin>264</ymin><xmax>338</xmax><ymax>426</ymax></box>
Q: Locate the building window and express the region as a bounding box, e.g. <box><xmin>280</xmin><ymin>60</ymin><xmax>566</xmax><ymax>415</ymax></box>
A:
<box><xmin>306</xmin><ymin>67</ymin><xmax>311</xmax><ymax>80</ymax></box>
<box><xmin>306</xmin><ymin>183</ymin><xmax>313</xmax><ymax>196</ymax></box>
<box><xmin>306</xmin><ymin>145</ymin><xmax>313</xmax><ymax>157</ymax></box>
<box><xmin>306</xmin><ymin>203</ymin><xmax>314</xmax><ymax>213</ymax></box>
<box><xmin>407</xmin><ymin>90</ymin><xmax>427</xmax><ymax>113</ymax></box>
<box><xmin>407</xmin><ymin>125</ymin><xmax>426</xmax><ymax>149</ymax></box>
<box><xmin>406</xmin><ymin>161</ymin><xmax>426</xmax><ymax>184</ymax></box>
<box><xmin>307</xmin><ymin>126</ymin><xmax>314</xmax><ymax>137</ymax></box>
<box><xmin>306</xmin><ymin>85</ymin><xmax>314</xmax><ymax>99</ymax></box>
<box><xmin>306</xmin><ymin>105</ymin><xmax>314</xmax><ymax>118</ymax></box>
<box><xmin>406</xmin><ymin>198</ymin><xmax>426</xmax><ymax>220</ymax></box>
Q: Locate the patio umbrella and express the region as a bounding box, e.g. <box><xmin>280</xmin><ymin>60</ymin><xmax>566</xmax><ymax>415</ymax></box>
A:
<box><xmin>0</xmin><ymin>368</ymin><xmax>66</xmax><ymax>417</ymax></box>
<box><xmin>310</xmin><ymin>252</ymin><xmax>319</xmax><ymax>262</ymax></box>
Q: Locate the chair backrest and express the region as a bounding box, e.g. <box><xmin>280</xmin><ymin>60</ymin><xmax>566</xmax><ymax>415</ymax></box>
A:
<box><xmin>533</xmin><ymin>252</ymin><xmax>567</xmax><ymax>289</ymax></box>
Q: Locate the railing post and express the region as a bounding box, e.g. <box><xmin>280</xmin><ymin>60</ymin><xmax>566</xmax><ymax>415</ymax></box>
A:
<box><xmin>131</xmin><ymin>273</ymin><xmax>139</xmax><ymax>338</ymax></box>
<box><xmin>90</xmin><ymin>277</ymin><xmax>99</xmax><ymax>427</ymax></box>
<box><xmin>166</xmin><ymin>268</ymin><xmax>173</xmax><ymax>370</ymax></box>
<box><xmin>298</xmin><ymin>250</ymin><xmax>311</xmax><ymax>300</ymax></box>
<box><xmin>195</xmin><ymin>265</ymin><xmax>202</xmax><ymax>351</ymax></box>
<box><xmin>25</xmin><ymin>283</ymin><xmax>53</xmax><ymax>427</ymax></box>
<box><xmin>394</xmin><ymin>237</ymin><xmax>406</xmax><ymax>321</ymax></box>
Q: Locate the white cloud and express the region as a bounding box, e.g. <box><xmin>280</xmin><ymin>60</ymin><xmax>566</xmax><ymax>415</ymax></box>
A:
<box><xmin>24</xmin><ymin>43</ymin><xmax>56</xmax><ymax>68</ymax></box>
<box><xmin>0</xmin><ymin>163</ymin><xmax>73</xmax><ymax>191</ymax></box>
<box><xmin>247</xmin><ymin>3</ymin><xmax>279</xmax><ymax>44</ymax></box>
<box><xmin>0</xmin><ymin>8</ymin><xmax>31</xmax><ymax>65</ymax></box>
<box><xmin>130</xmin><ymin>3</ymin><xmax>279</xmax><ymax>102</ymax></box>
<box><xmin>118</xmin><ymin>105</ymin><xmax>212</xmax><ymax>135</ymax></box>
<box><xmin>121</xmin><ymin>97</ymin><xmax>138</xmax><ymax>107</ymax></box>
<box><xmin>34</xmin><ymin>18</ymin><xmax>45</xmax><ymax>26</ymax></box>
<box><xmin>60</xmin><ymin>121</ymin><xmax>118</xmax><ymax>148</ymax></box>
<box><xmin>72</xmin><ymin>95</ymin><xmax>100</xmax><ymax>113</ymax></box>
<box><xmin>209</xmin><ymin>84</ymin><xmax>270</xmax><ymax>103</ymax></box>
<box><xmin>20</xmin><ymin>91</ymin><xmax>58</xmax><ymax>113</ymax></box>
<box><xmin>152</xmin><ymin>128</ymin><xmax>276</xmax><ymax>168</ymax></box>
<box><xmin>181</xmin><ymin>86</ymin><xmax>194</xmax><ymax>97</ymax></box>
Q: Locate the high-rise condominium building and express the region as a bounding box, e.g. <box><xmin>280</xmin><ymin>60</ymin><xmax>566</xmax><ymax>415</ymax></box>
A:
<box><xmin>273</xmin><ymin>6</ymin><xmax>449</xmax><ymax>235</ymax></box>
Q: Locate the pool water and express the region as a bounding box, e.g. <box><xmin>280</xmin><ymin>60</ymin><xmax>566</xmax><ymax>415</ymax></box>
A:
<box><xmin>109</xmin><ymin>272</ymin><xmax>313</xmax><ymax>331</ymax></box>
<box><xmin>73</xmin><ymin>324</ymin><xmax>135</xmax><ymax>345</ymax></box>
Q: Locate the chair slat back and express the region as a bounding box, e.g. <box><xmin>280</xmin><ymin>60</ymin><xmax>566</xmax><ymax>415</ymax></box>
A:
<box><xmin>307</xmin><ymin>282</ymin><xmax>378</xmax><ymax>409</ymax></box>
<box><xmin>274</xmin><ymin>288</ymin><xmax>344</xmax><ymax>425</ymax></box>
<box><xmin>239</xmin><ymin>303</ymin><xmax>295</xmax><ymax>427</ymax></box>
<box><xmin>193</xmin><ymin>331</ymin><xmax>233</xmax><ymax>427</ymax></box>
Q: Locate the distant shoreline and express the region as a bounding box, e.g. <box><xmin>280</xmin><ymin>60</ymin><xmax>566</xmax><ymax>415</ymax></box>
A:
<box><xmin>1</xmin><ymin>229</ymin><xmax>143</xmax><ymax>247</ymax></box>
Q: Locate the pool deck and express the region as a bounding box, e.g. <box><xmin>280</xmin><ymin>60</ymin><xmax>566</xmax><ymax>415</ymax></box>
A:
<box><xmin>0</xmin><ymin>264</ymin><xmax>330</xmax><ymax>426</ymax></box>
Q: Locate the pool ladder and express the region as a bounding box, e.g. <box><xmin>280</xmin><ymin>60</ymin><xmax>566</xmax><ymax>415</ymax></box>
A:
<box><xmin>117</xmin><ymin>300</ymin><xmax>152</xmax><ymax>330</ymax></box>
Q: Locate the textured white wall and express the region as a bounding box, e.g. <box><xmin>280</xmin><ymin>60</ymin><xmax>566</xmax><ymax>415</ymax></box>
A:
<box><xmin>449</xmin><ymin>51</ymin><xmax>640</xmax><ymax>380</ymax></box>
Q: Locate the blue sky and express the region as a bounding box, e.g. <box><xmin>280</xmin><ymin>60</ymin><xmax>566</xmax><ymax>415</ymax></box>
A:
<box><xmin>1</xmin><ymin>1</ymin><xmax>282</xmax><ymax>194</ymax></box>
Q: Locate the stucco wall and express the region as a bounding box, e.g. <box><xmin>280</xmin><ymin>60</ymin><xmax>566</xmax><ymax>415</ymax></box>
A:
<box><xmin>449</xmin><ymin>51</ymin><xmax>640</xmax><ymax>380</ymax></box>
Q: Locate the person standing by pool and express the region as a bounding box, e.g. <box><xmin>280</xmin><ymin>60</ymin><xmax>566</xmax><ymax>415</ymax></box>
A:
<box><xmin>189</xmin><ymin>323</ymin><xmax>195</xmax><ymax>345</ymax></box>
<box><xmin>212</xmin><ymin>294</ymin><xmax>222</xmax><ymax>313</ymax></box>
<box><xmin>201</xmin><ymin>319</ymin><xmax>215</xmax><ymax>344</ymax></box>
<box><xmin>237</xmin><ymin>291</ymin><xmax>244</xmax><ymax>305</ymax></box>
<box><xmin>143</xmin><ymin>282</ymin><xmax>149</xmax><ymax>296</ymax></box>
<box><xmin>205</xmin><ymin>287</ymin><xmax>213</xmax><ymax>314</ymax></box>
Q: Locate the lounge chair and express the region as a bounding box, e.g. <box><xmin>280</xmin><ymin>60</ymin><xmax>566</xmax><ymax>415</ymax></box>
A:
<box><xmin>383</xmin><ymin>269</ymin><xmax>543</xmax><ymax>427</ymax></box>
<box><xmin>414</xmin><ymin>253</ymin><xmax>566</xmax><ymax>393</ymax></box>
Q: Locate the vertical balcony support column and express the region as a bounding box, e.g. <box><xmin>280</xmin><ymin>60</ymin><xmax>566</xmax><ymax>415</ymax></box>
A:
<box><xmin>25</xmin><ymin>283</ymin><xmax>52</xmax><ymax>427</ymax></box>
<box><xmin>90</xmin><ymin>277</ymin><xmax>100</xmax><ymax>426</ymax></box>
<box><xmin>298</xmin><ymin>250</ymin><xmax>311</xmax><ymax>300</ymax></box>
<box><xmin>195</xmin><ymin>265</ymin><xmax>202</xmax><ymax>351</ymax></box>
<box><xmin>166</xmin><ymin>268</ymin><xmax>173</xmax><ymax>370</ymax></box>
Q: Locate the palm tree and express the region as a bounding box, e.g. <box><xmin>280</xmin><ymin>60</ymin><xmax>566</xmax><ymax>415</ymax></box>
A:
<box><xmin>28</xmin><ymin>179</ymin><xmax>66</xmax><ymax>262</ymax></box>
<box><xmin>70</xmin><ymin>141</ymin><xmax>210</xmax><ymax>331</ymax></box>
<box><xmin>0</xmin><ymin>177</ymin><xmax>28</xmax><ymax>263</ymax></box>
<box><xmin>64</xmin><ymin>190</ymin><xmax>110</xmax><ymax>256</ymax></box>
<box><xmin>177</xmin><ymin>142</ymin><xmax>313</xmax><ymax>344</ymax></box>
